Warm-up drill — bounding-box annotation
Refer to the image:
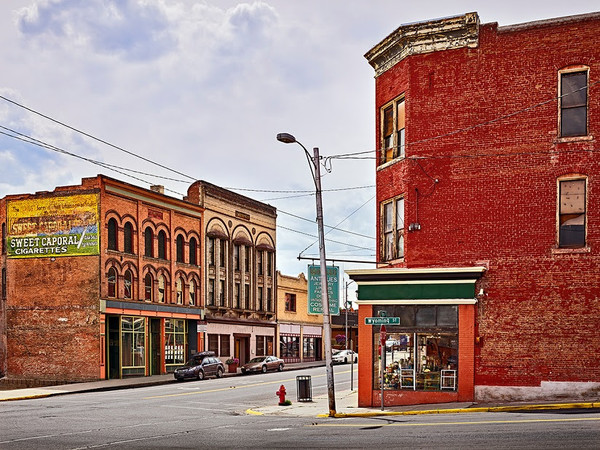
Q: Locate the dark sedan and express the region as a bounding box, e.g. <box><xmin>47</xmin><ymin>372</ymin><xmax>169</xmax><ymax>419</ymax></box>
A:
<box><xmin>241</xmin><ymin>356</ymin><xmax>284</xmax><ymax>374</ymax></box>
<box><xmin>173</xmin><ymin>351</ymin><xmax>225</xmax><ymax>381</ymax></box>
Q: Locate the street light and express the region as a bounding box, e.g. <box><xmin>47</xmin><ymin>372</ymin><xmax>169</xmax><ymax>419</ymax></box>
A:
<box><xmin>276</xmin><ymin>132</ymin><xmax>337</xmax><ymax>416</ymax></box>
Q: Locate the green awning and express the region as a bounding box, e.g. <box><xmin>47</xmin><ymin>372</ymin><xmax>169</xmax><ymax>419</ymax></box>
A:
<box><xmin>346</xmin><ymin>266</ymin><xmax>485</xmax><ymax>305</ymax></box>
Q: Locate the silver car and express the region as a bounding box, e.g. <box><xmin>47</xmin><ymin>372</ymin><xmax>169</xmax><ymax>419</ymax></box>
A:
<box><xmin>241</xmin><ymin>356</ymin><xmax>284</xmax><ymax>374</ymax></box>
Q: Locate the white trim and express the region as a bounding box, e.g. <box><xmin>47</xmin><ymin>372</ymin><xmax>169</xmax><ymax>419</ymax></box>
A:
<box><xmin>346</xmin><ymin>266</ymin><xmax>486</xmax><ymax>276</ymax></box>
<box><xmin>355</xmin><ymin>298</ymin><xmax>477</xmax><ymax>305</ymax></box>
<box><xmin>355</xmin><ymin>279</ymin><xmax>478</xmax><ymax>286</ymax></box>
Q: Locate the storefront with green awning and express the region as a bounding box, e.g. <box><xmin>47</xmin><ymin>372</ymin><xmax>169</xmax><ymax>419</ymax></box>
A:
<box><xmin>346</xmin><ymin>266</ymin><xmax>485</xmax><ymax>407</ymax></box>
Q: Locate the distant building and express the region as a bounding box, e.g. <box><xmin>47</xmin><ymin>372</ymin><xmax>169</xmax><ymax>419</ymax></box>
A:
<box><xmin>0</xmin><ymin>176</ymin><xmax>204</xmax><ymax>384</ymax></box>
<box><xmin>187</xmin><ymin>181</ymin><xmax>277</xmax><ymax>366</ymax></box>
<box><xmin>349</xmin><ymin>11</ymin><xmax>600</xmax><ymax>406</ymax></box>
<box><xmin>0</xmin><ymin>175</ymin><xmax>278</xmax><ymax>385</ymax></box>
<box><xmin>276</xmin><ymin>271</ymin><xmax>324</xmax><ymax>363</ymax></box>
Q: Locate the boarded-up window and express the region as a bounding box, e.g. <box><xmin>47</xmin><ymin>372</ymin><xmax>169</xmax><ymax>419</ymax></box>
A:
<box><xmin>124</xmin><ymin>222</ymin><xmax>133</xmax><ymax>254</ymax></box>
<box><xmin>108</xmin><ymin>218</ymin><xmax>118</xmax><ymax>251</ymax></box>
<box><xmin>559</xmin><ymin>179</ymin><xmax>586</xmax><ymax>248</ymax></box>
<box><xmin>220</xmin><ymin>334</ymin><xmax>230</xmax><ymax>357</ymax></box>
<box><xmin>561</xmin><ymin>71</ymin><xmax>587</xmax><ymax>137</ymax></box>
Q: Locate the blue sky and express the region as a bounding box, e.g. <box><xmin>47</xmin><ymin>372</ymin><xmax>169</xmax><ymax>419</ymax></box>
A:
<box><xmin>1</xmin><ymin>0</ymin><xmax>597</xmax><ymax>291</ymax></box>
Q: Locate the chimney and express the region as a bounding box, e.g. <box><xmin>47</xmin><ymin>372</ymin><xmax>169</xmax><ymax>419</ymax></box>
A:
<box><xmin>150</xmin><ymin>185</ymin><xmax>164</xmax><ymax>194</ymax></box>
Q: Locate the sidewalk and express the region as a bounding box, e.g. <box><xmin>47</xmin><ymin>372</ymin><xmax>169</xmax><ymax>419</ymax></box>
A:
<box><xmin>2</xmin><ymin>363</ymin><xmax>598</xmax><ymax>418</ymax></box>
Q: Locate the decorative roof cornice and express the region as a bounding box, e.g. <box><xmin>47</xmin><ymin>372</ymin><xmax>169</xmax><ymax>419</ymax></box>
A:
<box><xmin>364</xmin><ymin>12</ymin><xmax>479</xmax><ymax>77</ymax></box>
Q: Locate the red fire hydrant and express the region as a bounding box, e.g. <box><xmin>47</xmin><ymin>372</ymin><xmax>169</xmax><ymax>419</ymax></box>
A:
<box><xmin>276</xmin><ymin>384</ymin><xmax>287</xmax><ymax>405</ymax></box>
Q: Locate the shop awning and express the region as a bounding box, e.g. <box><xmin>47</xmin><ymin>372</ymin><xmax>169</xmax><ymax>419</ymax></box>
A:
<box><xmin>346</xmin><ymin>266</ymin><xmax>486</xmax><ymax>305</ymax></box>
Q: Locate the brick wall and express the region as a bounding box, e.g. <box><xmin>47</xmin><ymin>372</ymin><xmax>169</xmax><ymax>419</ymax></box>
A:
<box><xmin>373</xmin><ymin>14</ymin><xmax>600</xmax><ymax>388</ymax></box>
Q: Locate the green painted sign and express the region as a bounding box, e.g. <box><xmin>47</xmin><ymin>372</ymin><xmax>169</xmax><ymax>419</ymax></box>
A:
<box><xmin>365</xmin><ymin>317</ymin><xmax>400</xmax><ymax>325</ymax></box>
<box><xmin>307</xmin><ymin>265</ymin><xmax>339</xmax><ymax>316</ymax></box>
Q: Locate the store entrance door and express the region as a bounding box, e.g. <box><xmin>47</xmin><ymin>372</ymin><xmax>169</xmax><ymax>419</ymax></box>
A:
<box><xmin>234</xmin><ymin>335</ymin><xmax>250</xmax><ymax>365</ymax></box>
<box><xmin>107</xmin><ymin>316</ymin><xmax>120</xmax><ymax>379</ymax></box>
<box><xmin>150</xmin><ymin>318</ymin><xmax>161</xmax><ymax>375</ymax></box>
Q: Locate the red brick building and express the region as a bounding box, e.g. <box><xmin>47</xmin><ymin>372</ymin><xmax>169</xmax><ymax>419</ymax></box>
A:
<box><xmin>0</xmin><ymin>175</ymin><xmax>205</xmax><ymax>384</ymax></box>
<box><xmin>348</xmin><ymin>11</ymin><xmax>600</xmax><ymax>406</ymax></box>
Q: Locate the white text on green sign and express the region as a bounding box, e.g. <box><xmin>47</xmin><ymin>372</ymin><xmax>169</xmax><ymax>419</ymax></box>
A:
<box><xmin>307</xmin><ymin>265</ymin><xmax>340</xmax><ymax>316</ymax></box>
<box><xmin>365</xmin><ymin>317</ymin><xmax>400</xmax><ymax>325</ymax></box>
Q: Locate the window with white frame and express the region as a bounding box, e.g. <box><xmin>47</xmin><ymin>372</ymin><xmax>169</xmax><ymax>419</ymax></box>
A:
<box><xmin>380</xmin><ymin>95</ymin><xmax>405</xmax><ymax>165</ymax></box>
<box><xmin>558</xmin><ymin>177</ymin><xmax>587</xmax><ymax>248</ymax></box>
<box><xmin>381</xmin><ymin>196</ymin><xmax>405</xmax><ymax>261</ymax></box>
<box><xmin>560</xmin><ymin>69</ymin><xmax>588</xmax><ymax>137</ymax></box>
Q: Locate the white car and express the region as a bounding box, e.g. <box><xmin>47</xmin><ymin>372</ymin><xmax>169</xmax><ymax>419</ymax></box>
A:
<box><xmin>332</xmin><ymin>349</ymin><xmax>357</xmax><ymax>364</ymax></box>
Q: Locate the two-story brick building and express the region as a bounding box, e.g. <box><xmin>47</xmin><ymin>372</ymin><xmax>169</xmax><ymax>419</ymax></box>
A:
<box><xmin>0</xmin><ymin>175</ymin><xmax>205</xmax><ymax>384</ymax></box>
<box><xmin>348</xmin><ymin>11</ymin><xmax>600</xmax><ymax>406</ymax></box>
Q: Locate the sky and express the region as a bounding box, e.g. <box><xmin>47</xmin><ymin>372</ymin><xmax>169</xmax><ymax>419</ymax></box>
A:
<box><xmin>1</xmin><ymin>0</ymin><xmax>598</xmax><ymax>301</ymax></box>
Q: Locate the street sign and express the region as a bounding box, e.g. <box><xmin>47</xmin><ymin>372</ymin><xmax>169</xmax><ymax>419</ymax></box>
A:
<box><xmin>365</xmin><ymin>317</ymin><xmax>400</xmax><ymax>325</ymax></box>
<box><xmin>307</xmin><ymin>265</ymin><xmax>340</xmax><ymax>315</ymax></box>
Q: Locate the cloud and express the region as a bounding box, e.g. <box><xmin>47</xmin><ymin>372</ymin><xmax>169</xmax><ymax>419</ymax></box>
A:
<box><xmin>17</xmin><ymin>0</ymin><xmax>176</xmax><ymax>61</ymax></box>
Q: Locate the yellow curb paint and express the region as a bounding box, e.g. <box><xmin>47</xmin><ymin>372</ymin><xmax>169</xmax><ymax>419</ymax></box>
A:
<box><xmin>245</xmin><ymin>409</ymin><xmax>264</xmax><ymax>415</ymax></box>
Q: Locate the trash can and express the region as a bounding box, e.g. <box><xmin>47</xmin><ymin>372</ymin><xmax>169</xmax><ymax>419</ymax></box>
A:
<box><xmin>296</xmin><ymin>375</ymin><xmax>312</xmax><ymax>402</ymax></box>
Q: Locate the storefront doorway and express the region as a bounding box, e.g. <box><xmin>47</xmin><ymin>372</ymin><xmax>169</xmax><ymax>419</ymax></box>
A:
<box><xmin>150</xmin><ymin>318</ymin><xmax>161</xmax><ymax>375</ymax></box>
<box><xmin>107</xmin><ymin>316</ymin><xmax>120</xmax><ymax>379</ymax></box>
<box><xmin>234</xmin><ymin>335</ymin><xmax>250</xmax><ymax>365</ymax></box>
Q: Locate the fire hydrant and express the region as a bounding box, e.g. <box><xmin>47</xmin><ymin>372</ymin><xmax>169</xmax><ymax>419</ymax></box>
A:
<box><xmin>276</xmin><ymin>384</ymin><xmax>287</xmax><ymax>405</ymax></box>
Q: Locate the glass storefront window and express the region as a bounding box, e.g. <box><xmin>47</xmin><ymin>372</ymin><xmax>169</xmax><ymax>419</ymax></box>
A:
<box><xmin>303</xmin><ymin>337</ymin><xmax>316</xmax><ymax>359</ymax></box>
<box><xmin>165</xmin><ymin>319</ymin><xmax>187</xmax><ymax>370</ymax></box>
<box><xmin>372</xmin><ymin>305</ymin><xmax>458</xmax><ymax>392</ymax></box>
<box><xmin>280</xmin><ymin>335</ymin><xmax>300</xmax><ymax>359</ymax></box>
<box><xmin>121</xmin><ymin>316</ymin><xmax>146</xmax><ymax>377</ymax></box>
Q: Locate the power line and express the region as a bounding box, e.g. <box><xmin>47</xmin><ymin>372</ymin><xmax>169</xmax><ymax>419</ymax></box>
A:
<box><xmin>277</xmin><ymin>225</ymin><xmax>374</xmax><ymax>251</ymax></box>
<box><xmin>0</xmin><ymin>94</ymin><xmax>197</xmax><ymax>182</ymax></box>
<box><xmin>278</xmin><ymin>209</ymin><xmax>375</xmax><ymax>240</ymax></box>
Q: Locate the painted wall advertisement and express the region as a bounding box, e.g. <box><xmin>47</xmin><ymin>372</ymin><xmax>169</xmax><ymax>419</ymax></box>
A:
<box><xmin>307</xmin><ymin>265</ymin><xmax>340</xmax><ymax>316</ymax></box>
<box><xmin>7</xmin><ymin>194</ymin><xmax>100</xmax><ymax>258</ymax></box>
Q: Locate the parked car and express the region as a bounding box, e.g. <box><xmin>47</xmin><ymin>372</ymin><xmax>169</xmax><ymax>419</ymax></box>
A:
<box><xmin>241</xmin><ymin>356</ymin><xmax>284</xmax><ymax>374</ymax></box>
<box><xmin>173</xmin><ymin>351</ymin><xmax>225</xmax><ymax>381</ymax></box>
<box><xmin>332</xmin><ymin>349</ymin><xmax>357</xmax><ymax>364</ymax></box>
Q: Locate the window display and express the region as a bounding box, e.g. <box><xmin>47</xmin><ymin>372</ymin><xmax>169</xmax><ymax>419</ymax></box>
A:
<box><xmin>373</xmin><ymin>305</ymin><xmax>458</xmax><ymax>391</ymax></box>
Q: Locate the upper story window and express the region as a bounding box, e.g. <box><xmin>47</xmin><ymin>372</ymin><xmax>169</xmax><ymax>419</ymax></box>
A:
<box><xmin>2</xmin><ymin>268</ymin><xmax>6</xmax><ymax>300</ymax></box>
<box><xmin>244</xmin><ymin>246</ymin><xmax>251</xmax><ymax>273</ymax></box>
<box><xmin>144</xmin><ymin>228</ymin><xmax>154</xmax><ymax>257</ymax></box>
<box><xmin>219</xmin><ymin>280</ymin><xmax>225</xmax><ymax>306</ymax></box>
<box><xmin>558</xmin><ymin>177</ymin><xmax>586</xmax><ymax>248</ymax></box>
<box><xmin>176</xmin><ymin>235</ymin><xmax>185</xmax><ymax>263</ymax></box>
<box><xmin>124</xmin><ymin>269</ymin><xmax>133</xmax><ymax>299</ymax></box>
<box><xmin>123</xmin><ymin>222</ymin><xmax>134</xmax><ymax>254</ymax></box>
<box><xmin>208</xmin><ymin>278</ymin><xmax>215</xmax><ymax>306</ymax></box>
<box><xmin>189</xmin><ymin>279</ymin><xmax>196</xmax><ymax>306</ymax></box>
<box><xmin>257</xmin><ymin>251</ymin><xmax>263</xmax><ymax>275</ymax></box>
<box><xmin>381</xmin><ymin>196</ymin><xmax>405</xmax><ymax>261</ymax></box>
<box><xmin>219</xmin><ymin>239</ymin><xmax>226</xmax><ymax>268</ymax></box>
<box><xmin>233</xmin><ymin>244</ymin><xmax>240</xmax><ymax>271</ymax></box>
<box><xmin>158</xmin><ymin>275</ymin><xmax>166</xmax><ymax>302</ymax></box>
<box><xmin>107</xmin><ymin>267</ymin><xmax>117</xmax><ymax>297</ymax></box>
<box><xmin>380</xmin><ymin>96</ymin><xmax>405</xmax><ymax>165</ymax></box>
<box><xmin>266</xmin><ymin>252</ymin><xmax>273</xmax><ymax>276</ymax></box>
<box><xmin>144</xmin><ymin>273</ymin><xmax>153</xmax><ymax>301</ymax></box>
<box><xmin>189</xmin><ymin>237</ymin><xmax>198</xmax><ymax>265</ymax></box>
<box><xmin>285</xmin><ymin>293</ymin><xmax>296</xmax><ymax>312</ymax></box>
<box><xmin>158</xmin><ymin>230</ymin><xmax>167</xmax><ymax>260</ymax></box>
<box><xmin>207</xmin><ymin>237</ymin><xmax>215</xmax><ymax>266</ymax></box>
<box><xmin>108</xmin><ymin>218</ymin><xmax>118</xmax><ymax>251</ymax></box>
<box><xmin>176</xmin><ymin>277</ymin><xmax>183</xmax><ymax>304</ymax></box>
<box><xmin>560</xmin><ymin>69</ymin><xmax>588</xmax><ymax>137</ymax></box>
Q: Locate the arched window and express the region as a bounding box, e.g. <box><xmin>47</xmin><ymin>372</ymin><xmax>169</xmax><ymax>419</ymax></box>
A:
<box><xmin>144</xmin><ymin>273</ymin><xmax>153</xmax><ymax>301</ymax></box>
<box><xmin>124</xmin><ymin>222</ymin><xmax>134</xmax><ymax>254</ymax></box>
<box><xmin>124</xmin><ymin>269</ymin><xmax>133</xmax><ymax>299</ymax></box>
<box><xmin>158</xmin><ymin>230</ymin><xmax>167</xmax><ymax>260</ymax></box>
<box><xmin>107</xmin><ymin>267</ymin><xmax>117</xmax><ymax>298</ymax></box>
<box><xmin>144</xmin><ymin>228</ymin><xmax>154</xmax><ymax>257</ymax></box>
<box><xmin>189</xmin><ymin>237</ymin><xmax>197</xmax><ymax>265</ymax></box>
<box><xmin>108</xmin><ymin>218</ymin><xmax>118</xmax><ymax>251</ymax></box>
<box><xmin>176</xmin><ymin>235</ymin><xmax>185</xmax><ymax>263</ymax></box>
<box><xmin>158</xmin><ymin>275</ymin><xmax>166</xmax><ymax>302</ymax></box>
<box><xmin>176</xmin><ymin>277</ymin><xmax>183</xmax><ymax>304</ymax></box>
<box><xmin>189</xmin><ymin>279</ymin><xmax>196</xmax><ymax>306</ymax></box>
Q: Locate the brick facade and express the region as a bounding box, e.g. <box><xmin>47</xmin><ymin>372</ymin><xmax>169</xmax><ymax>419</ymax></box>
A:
<box><xmin>352</xmin><ymin>11</ymin><xmax>600</xmax><ymax>405</ymax></box>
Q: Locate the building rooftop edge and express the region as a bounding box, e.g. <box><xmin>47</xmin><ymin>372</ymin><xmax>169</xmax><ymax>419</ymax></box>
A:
<box><xmin>497</xmin><ymin>11</ymin><xmax>600</xmax><ymax>33</ymax></box>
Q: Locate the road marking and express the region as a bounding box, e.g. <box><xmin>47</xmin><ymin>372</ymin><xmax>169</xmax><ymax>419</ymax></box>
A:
<box><xmin>268</xmin><ymin>428</ymin><xmax>290</xmax><ymax>431</ymax></box>
<box><xmin>309</xmin><ymin>417</ymin><xmax>600</xmax><ymax>427</ymax></box>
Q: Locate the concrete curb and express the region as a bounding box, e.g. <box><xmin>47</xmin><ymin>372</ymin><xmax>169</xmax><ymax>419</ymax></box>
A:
<box><xmin>316</xmin><ymin>402</ymin><xmax>600</xmax><ymax>418</ymax></box>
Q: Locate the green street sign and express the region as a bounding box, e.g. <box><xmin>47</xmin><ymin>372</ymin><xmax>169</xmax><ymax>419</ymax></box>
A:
<box><xmin>365</xmin><ymin>317</ymin><xmax>400</xmax><ymax>325</ymax></box>
<box><xmin>307</xmin><ymin>265</ymin><xmax>340</xmax><ymax>316</ymax></box>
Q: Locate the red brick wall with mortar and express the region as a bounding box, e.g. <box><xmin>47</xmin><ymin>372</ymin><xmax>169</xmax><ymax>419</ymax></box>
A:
<box><xmin>373</xmin><ymin>16</ymin><xmax>600</xmax><ymax>389</ymax></box>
